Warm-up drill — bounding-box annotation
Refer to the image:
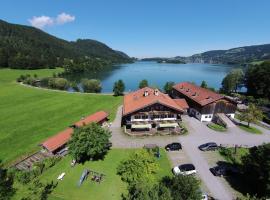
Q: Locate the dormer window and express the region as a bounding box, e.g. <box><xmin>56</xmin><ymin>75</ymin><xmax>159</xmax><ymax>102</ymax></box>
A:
<box><xmin>144</xmin><ymin>90</ymin><xmax>149</xmax><ymax>97</ymax></box>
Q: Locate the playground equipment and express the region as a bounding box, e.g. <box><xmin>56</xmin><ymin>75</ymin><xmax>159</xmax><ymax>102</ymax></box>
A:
<box><xmin>78</xmin><ymin>169</ymin><xmax>89</xmax><ymax>186</ymax></box>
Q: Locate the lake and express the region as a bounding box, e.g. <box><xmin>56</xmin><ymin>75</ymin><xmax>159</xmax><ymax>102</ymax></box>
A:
<box><xmin>65</xmin><ymin>61</ymin><xmax>234</xmax><ymax>93</ymax></box>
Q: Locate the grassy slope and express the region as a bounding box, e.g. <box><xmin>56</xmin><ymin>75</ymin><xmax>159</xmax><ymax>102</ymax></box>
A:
<box><xmin>0</xmin><ymin>68</ymin><xmax>122</xmax><ymax>165</ymax></box>
<box><xmin>13</xmin><ymin>149</ymin><xmax>172</xmax><ymax>200</ymax></box>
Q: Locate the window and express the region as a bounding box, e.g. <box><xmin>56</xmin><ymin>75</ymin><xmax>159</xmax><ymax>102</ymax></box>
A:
<box><xmin>134</xmin><ymin>115</ymin><xmax>141</xmax><ymax>119</ymax></box>
<box><xmin>142</xmin><ymin>115</ymin><xmax>148</xmax><ymax>119</ymax></box>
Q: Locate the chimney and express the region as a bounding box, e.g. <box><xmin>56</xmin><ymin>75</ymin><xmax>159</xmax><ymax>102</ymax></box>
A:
<box><xmin>154</xmin><ymin>89</ymin><xmax>159</xmax><ymax>96</ymax></box>
<box><xmin>144</xmin><ymin>90</ymin><xmax>149</xmax><ymax>97</ymax></box>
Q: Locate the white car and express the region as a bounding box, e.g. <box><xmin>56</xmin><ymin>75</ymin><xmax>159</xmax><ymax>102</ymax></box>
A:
<box><xmin>173</xmin><ymin>164</ymin><xmax>196</xmax><ymax>175</ymax></box>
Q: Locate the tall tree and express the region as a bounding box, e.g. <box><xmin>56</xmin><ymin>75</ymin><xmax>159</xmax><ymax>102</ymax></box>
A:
<box><xmin>163</xmin><ymin>81</ymin><xmax>175</xmax><ymax>94</ymax></box>
<box><xmin>221</xmin><ymin>69</ymin><xmax>244</xmax><ymax>94</ymax></box>
<box><xmin>0</xmin><ymin>161</ymin><xmax>15</xmax><ymax>200</ymax></box>
<box><xmin>139</xmin><ymin>79</ymin><xmax>149</xmax><ymax>89</ymax></box>
<box><xmin>200</xmin><ymin>80</ymin><xmax>208</xmax><ymax>88</ymax></box>
<box><xmin>164</xmin><ymin>175</ymin><xmax>202</xmax><ymax>200</ymax></box>
<box><xmin>113</xmin><ymin>79</ymin><xmax>125</xmax><ymax>96</ymax></box>
<box><xmin>245</xmin><ymin>61</ymin><xmax>270</xmax><ymax>98</ymax></box>
<box><xmin>238</xmin><ymin>103</ymin><xmax>263</xmax><ymax>127</ymax></box>
<box><xmin>241</xmin><ymin>143</ymin><xmax>270</xmax><ymax>197</ymax></box>
<box><xmin>68</xmin><ymin>123</ymin><xmax>111</xmax><ymax>162</ymax></box>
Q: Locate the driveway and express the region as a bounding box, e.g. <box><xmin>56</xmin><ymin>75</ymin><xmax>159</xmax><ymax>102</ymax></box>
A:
<box><xmin>110</xmin><ymin>106</ymin><xmax>270</xmax><ymax>200</ymax></box>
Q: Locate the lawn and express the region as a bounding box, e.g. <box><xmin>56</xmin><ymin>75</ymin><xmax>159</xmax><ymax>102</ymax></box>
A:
<box><xmin>12</xmin><ymin>149</ymin><xmax>172</xmax><ymax>200</ymax></box>
<box><xmin>207</xmin><ymin>123</ymin><xmax>227</xmax><ymax>132</ymax></box>
<box><xmin>0</xmin><ymin>68</ymin><xmax>122</xmax><ymax>165</ymax></box>
<box><xmin>238</xmin><ymin>124</ymin><xmax>262</xmax><ymax>134</ymax></box>
<box><xmin>219</xmin><ymin>147</ymin><xmax>249</xmax><ymax>164</ymax></box>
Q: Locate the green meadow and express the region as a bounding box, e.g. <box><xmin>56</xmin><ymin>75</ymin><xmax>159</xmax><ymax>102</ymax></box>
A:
<box><xmin>0</xmin><ymin>68</ymin><xmax>122</xmax><ymax>165</ymax></box>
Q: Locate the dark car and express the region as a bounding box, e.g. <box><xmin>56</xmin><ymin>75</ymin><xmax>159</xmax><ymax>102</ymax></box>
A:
<box><xmin>198</xmin><ymin>142</ymin><xmax>218</xmax><ymax>151</ymax></box>
<box><xmin>165</xmin><ymin>142</ymin><xmax>182</xmax><ymax>151</ymax></box>
<box><xmin>210</xmin><ymin>165</ymin><xmax>239</xmax><ymax>177</ymax></box>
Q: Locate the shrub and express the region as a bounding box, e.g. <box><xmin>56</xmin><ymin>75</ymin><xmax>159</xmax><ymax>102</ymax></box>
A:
<box><xmin>40</xmin><ymin>77</ymin><xmax>50</xmax><ymax>87</ymax></box>
<box><xmin>48</xmin><ymin>78</ymin><xmax>69</xmax><ymax>90</ymax></box>
<box><xmin>81</xmin><ymin>78</ymin><xmax>102</xmax><ymax>93</ymax></box>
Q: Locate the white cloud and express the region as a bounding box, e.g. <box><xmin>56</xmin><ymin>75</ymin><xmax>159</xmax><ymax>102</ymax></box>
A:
<box><xmin>28</xmin><ymin>12</ymin><xmax>75</xmax><ymax>29</ymax></box>
<box><xmin>56</xmin><ymin>12</ymin><xmax>75</xmax><ymax>25</ymax></box>
<box><xmin>28</xmin><ymin>16</ymin><xmax>54</xmax><ymax>29</ymax></box>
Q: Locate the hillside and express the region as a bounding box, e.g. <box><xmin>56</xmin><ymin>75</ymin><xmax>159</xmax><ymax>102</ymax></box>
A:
<box><xmin>0</xmin><ymin>19</ymin><xmax>131</xmax><ymax>69</ymax></box>
<box><xmin>143</xmin><ymin>44</ymin><xmax>270</xmax><ymax>64</ymax></box>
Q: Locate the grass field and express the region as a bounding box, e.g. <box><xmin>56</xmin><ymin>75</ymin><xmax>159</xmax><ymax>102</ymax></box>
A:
<box><xmin>13</xmin><ymin>149</ymin><xmax>172</xmax><ymax>200</ymax></box>
<box><xmin>0</xmin><ymin>68</ymin><xmax>122</xmax><ymax>165</ymax></box>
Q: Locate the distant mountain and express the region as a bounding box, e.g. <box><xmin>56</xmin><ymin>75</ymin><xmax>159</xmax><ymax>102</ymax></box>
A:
<box><xmin>143</xmin><ymin>44</ymin><xmax>270</xmax><ymax>64</ymax></box>
<box><xmin>0</xmin><ymin>19</ymin><xmax>131</xmax><ymax>69</ymax></box>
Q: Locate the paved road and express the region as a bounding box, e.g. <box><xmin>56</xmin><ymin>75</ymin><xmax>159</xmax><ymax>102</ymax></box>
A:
<box><xmin>110</xmin><ymin>106</ymin><xmax>270</xmax><ymax>200</ymax></box>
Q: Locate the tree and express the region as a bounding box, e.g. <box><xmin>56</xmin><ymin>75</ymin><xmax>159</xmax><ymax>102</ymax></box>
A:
<box><xmin>81</xmin><ymin>79</ymin><xmax>102</xmax><ymax>93</ymax></box>
<box><xmin>48</xmin><ymin>78</ymin><xmax>69</xmax><ymax>90</ymax></box>
<box><xmin>124</xmin><ymin>181</ymin><xmax>172</xmax><ymax>200</ymax></box>
<box><xmin>245</xmin><ymin>61</ymin><xmax>270</xmax><ymax>98</ymax></box>
<box><xmin>238</xmin><ymin>103</ymin><xmax>263</xmax><ymax>127</ymax></box>
<box><xmin>139</xmin><ymin>79</ymin><xmax>148</xmax><ymax>89</ymax></box>
<box><xmin>0</xmin><ymin>161</ymin><xmax>15</xmax><ymax>200</ymax></box>
<box><xmin>200</xmin><ymin>80</ymin><xmax>208</xmax><ymax>88</ymax></box>
<box><xmin>163</xmin><ymin>175</ymin><xmax>202</xmax><ymax>200</ymax></box>
<box><xmin>241</xmin><ymin>143</ymin><xmax>270</xmax><ymax>197</ymax></box>
<box><xmin>221</xmin><ymin>69</ymin><xmax>244</xmax><ymax>94</ymax></box>
<box><xmin>117</xmin><ymin>149</ymin><xmax>159</xmax><ymax>185</ymax></box>
<box><xmin>163</xmin><ymin>81</ymin><xmax>175</xmax><ymax>94</ymax></box>
<box><xmin>22</xmin><ymin>180</ymin><xmax>57</xmax><ymax>200</ymax></box>
<box><xmin>68</xmin><ymin>123</ymin><xmax>111</xmax><ymax>162</ymax></box>
<box><xmin>113</xmin><ymin>79</ymin><xmax>125</xmax><ymax>96</ymax></box>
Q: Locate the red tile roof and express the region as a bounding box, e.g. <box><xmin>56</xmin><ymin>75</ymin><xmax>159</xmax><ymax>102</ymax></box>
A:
<box><xmin>173</xmin><ymin>82</ymin><xmax>224</xmax><ymax>106</ymax></box>
<box><xmin>123</xmin><ymin>87</ymin><xmax>184</xmax><ymax>116</ymax></box>
<box><xmin>41</xmin><ymin>128</ymin><xmax>73</xmax><ymax>152</ymax></box>
<box><xmin>74</xmin><ymin>111</ymin><xmax>108</xmax><ymax>127</ymax></box>
<box><xmin>41</xmin><ymin>111</ymin><xmax>108</xmax><ymax>153</ymax></box>
<box><xmin>173</xmin><ymin>99</ymin><xmax>189</xmax><ymax>109</ymax></box>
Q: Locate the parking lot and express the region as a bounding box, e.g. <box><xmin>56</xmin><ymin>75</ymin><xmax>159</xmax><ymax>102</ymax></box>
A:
<box><xmin>110</xmin><ymin>106</ymin><xmax>270</xmax><ymax>200</ymax></box>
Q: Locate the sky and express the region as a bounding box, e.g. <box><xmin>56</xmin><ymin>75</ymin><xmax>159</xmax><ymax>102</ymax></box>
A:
<box><xmin>1</xmin><ymin>0</ymin><xmax>270</xmax><ymax>58</ymax></box>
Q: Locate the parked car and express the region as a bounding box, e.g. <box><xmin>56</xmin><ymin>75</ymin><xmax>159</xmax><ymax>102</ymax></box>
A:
<box><xmin>209</xmin><ymin>165</ymin><xmax>239</xmax><ymax>177</ymax></box>
<box><xmin>173</xmin><ymin>164</ymin><xmax>196</xmax><ymax>175</ymax></box>
<box><xmin>198</xmin><ymin>142</ymin><xmax>218</xmax><ymax>151</ymax></box>
<box><xmin>165</xmin><ymin>142</ymin><xmax>182</xmax><ymax>151</ymax></box>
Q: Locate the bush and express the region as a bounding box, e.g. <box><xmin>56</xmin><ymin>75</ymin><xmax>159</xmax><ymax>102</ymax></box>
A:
<box><xmin>15</xmin><ymin>170</ymin><xmax>32</xmax><ymax>184</ymax></box>
<box><xmin>23</xmin><ymin>77</ymin><xmax>36</xmax><ymax>86</ymax></box>
<box><xmin>48</xmin><ymin>78</ymin><xmax>69</xmax><ymax>90</ymax></box>
<box><xmin>81</xmin><ymin>78</ymin><xmax>102</xmax><ymax>93</ymax></box>
<box><xmin>40</xmin><ymin>77</ymin><xmax>50</xmax><ymax>87</ymax></box>
<box><xmin>43</xmin><ymin>157</ymin><xmax>61</xmax><ymax>170</ymax></box>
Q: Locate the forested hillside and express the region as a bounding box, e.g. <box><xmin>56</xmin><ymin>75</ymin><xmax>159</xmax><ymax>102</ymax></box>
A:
<box><xmin>143</xmin><ymin>44</ymin><xmax>270</xmax><ymax>64</ymax></box>
<box><xmin>0</xmin><ymin>19</ymin><xmax>131</xmax><ymax>70</ymax></box>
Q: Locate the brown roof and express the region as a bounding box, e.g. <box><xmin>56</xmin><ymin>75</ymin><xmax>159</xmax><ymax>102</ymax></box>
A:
<box><xmin>173</xmin><ymin>99</ymin><xmax>189</xmax><ymax>109</ymax></box>
<box><xmin>74</xmin><ymin>111</ymin><xmax>109</xmax><ymax>127</ymax></box>
<box><xmin>173</xmin><ymin>82</ymin><xmax>224</xmax><ymax>106</ymax></box>
<box><xmin>41</xmin><ymin>111</ymin><xmax>108</xmax><ymax>152</ymax></box>
<box><xmin>41</xmin><ymin>128</ymin><xmax>73</xmax><ymax>152</ymax></box>
<box><xmin>123</xmin><ymin>87</ymin><xmax>184</xmax><ymax>116</ymax></box>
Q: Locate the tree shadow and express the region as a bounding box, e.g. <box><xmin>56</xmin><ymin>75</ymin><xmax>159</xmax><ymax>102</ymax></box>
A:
<box><xmin>216</xmin><ymin>161</ymin><xmax>253</xmax><ymax>196</ymax></box>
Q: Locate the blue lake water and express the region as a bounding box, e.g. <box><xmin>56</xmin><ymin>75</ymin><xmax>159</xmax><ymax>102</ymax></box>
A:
<box><xmin>66</xmin><ymin>61</ymin><xmax>234</xmax><ymax>93</ymax></box>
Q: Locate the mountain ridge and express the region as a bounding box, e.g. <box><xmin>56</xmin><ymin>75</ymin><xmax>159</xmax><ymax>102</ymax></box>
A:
<box><xmin>0</xmin><ymin>19</ymin><xmax>131</xmax><ymax>69</ymax></box>
<box><xmin>142</xmin><ymin>44</ymin><xmax>270</xmax><ymax>64</ymax></box>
